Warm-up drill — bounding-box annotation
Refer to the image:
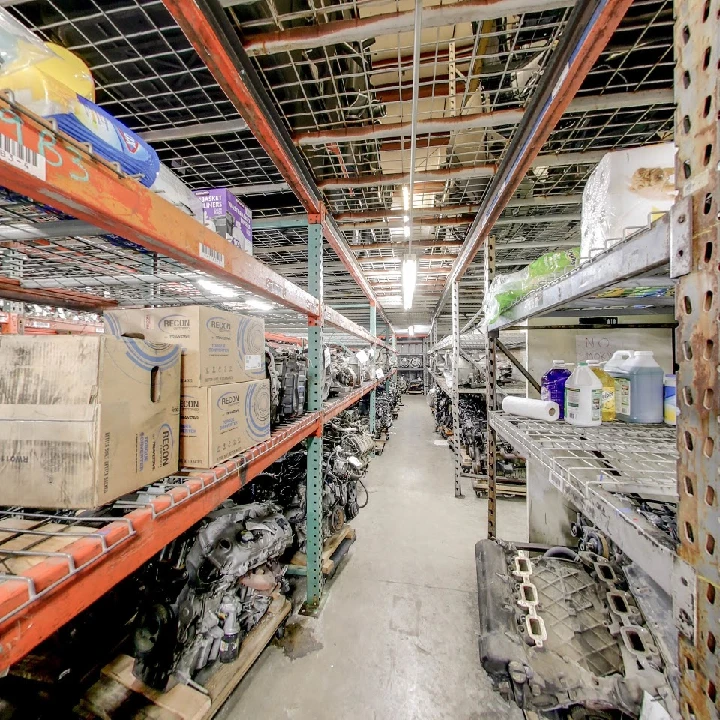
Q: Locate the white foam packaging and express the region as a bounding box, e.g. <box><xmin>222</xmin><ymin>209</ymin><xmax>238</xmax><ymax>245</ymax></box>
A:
<box><xmin>580</xmin><ymin>143</ymin><xmax>676</xmax><ymax>262</ymax></box>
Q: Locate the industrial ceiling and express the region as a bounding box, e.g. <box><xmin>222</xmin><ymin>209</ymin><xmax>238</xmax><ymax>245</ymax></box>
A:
<box><xmin>2</xmin><ymin>0</ymin><xmax>674</xmax><ymax>334</ymax></box>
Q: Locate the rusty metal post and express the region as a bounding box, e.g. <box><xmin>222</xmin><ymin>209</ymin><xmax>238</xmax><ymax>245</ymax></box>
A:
<box><xmin>451</xmin><ymin>280</ymin><xmax>463</xmax><ymax>498</ymax></box>
<box><xmin>485</xmin><ymin>235</ymin><xmax>498</xmax><ymax>538</ymax></box>
<box><xmin>673</xmin><ymin>0</ymin><xmax>720</xmax><ymax>717</ymax></box>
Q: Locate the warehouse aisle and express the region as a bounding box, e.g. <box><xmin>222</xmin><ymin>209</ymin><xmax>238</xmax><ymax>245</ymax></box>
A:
<box><xmin>219</xmin><ymin>394</ymin><xmax>526</xmax><ymax>720</ymax></box>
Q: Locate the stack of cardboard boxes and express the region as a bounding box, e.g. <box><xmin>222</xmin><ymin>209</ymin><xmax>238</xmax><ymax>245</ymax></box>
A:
<box><xmin>0</xmin><ymin>334</ymin><xmax>182</xmax><ymax>508</ymax></box>
<box><xmin>104</xmin><ymin>306</ymin><xmax>270</xmax><ymax>469</ymax></box>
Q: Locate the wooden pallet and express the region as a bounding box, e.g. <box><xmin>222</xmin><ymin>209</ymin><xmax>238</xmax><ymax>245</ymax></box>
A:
<box><xmin>289</xmin><ymin>524</ymin><xmax>356</xmax><ymax>576</ymax></box>
<box><xmin>472</xmin><ymin>477</ymin><xmax>527</xmax><ymax>498</ymax></box>
<box><xmin>77</xmin><ymin>593</ymin><xmax>291</xmax><ymax>720</ymax></box>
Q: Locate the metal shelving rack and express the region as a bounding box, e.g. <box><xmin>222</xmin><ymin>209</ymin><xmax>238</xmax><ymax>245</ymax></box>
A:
<box><xmin>472</xmin><ymin>0</ymin><xmax>718</xmax><ymax>710</ymax></box>
<box><xmin>396</xmin><ymin>339</ymin><xmax>426</xmax><ymax>392</ymax></box>
<box><xmin>0</xmin><ymin>6</ymin><xmax>398</xmax><ymax>673</ymax></box>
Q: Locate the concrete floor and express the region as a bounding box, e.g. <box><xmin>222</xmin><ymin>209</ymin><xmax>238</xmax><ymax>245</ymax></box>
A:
<box><xmin>219</xmin><ymin>394</ymin><xmax>527</xmax><ymax>720</ymax></box>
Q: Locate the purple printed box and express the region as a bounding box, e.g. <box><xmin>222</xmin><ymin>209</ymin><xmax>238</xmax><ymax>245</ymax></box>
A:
<box><xmin>194</xmin><ymin>188</ymin><xmax>253</xmax><ymax>256</ymax></box>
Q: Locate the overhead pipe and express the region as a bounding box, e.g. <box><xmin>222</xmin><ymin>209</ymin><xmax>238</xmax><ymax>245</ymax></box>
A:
<box><xmin>295</xmin><ymin>89</ymin><xmax>673</xmax><ymax>146</ymax></box>
<box><xmin>332</xmin><ymin>194</ymin><xmax>582</xmax><ymax>222</ymax></box>
<box><xmin>433</xmin><ymin>0</ymin><xmax>636</xmax><ymax>319</ymax></box>
<box><xmin>243</xmin><ymin>0</ymin><xmax>575</xmax><ymax>56</ymax></box>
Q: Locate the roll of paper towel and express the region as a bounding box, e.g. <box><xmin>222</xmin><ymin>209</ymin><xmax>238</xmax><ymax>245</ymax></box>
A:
<box><xmin>502</xmin><ymin>396</ymin><xmax>559</xmax><ymax>421</ymax></box>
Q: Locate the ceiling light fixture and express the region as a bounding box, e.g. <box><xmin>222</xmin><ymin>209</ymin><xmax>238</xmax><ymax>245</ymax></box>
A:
<box><xmin>402</xmin><ymin>185</ymin><xmax>410</xmax><ymax>212</ymax></box>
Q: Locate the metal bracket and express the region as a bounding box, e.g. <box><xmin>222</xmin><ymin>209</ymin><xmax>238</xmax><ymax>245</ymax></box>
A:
<box><xmin>670</xmin><ymin>195</ymin><xmax>692</xmax><ymax>279</ymax></box>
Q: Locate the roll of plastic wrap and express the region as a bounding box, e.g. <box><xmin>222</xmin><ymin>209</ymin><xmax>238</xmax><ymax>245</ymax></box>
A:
<box><xmin>502</xmin><ymin>396</ymin><xmax>559</xmax><ymax>421</ymax></box>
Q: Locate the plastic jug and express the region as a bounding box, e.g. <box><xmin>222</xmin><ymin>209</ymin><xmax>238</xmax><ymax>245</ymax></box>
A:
<box><xmin>614</xmin><ymin>350</ymin><xmax>664</xmax><ymax>423</ymax></box>
<box><xmin>588</xmin><ymin>362</ymin><xmax>616</xmax><ymax>422</ymax></box>
<box><xmin>565</xmin><ymin>362</ymin><xmax>602</xmax><ymax>426</ymax></box>
<box><xmin>605</xmin><ymin>350</ymin><xmax>633</xmax><ymax>376</ymax></box>
<box><xmin>541</xmin><ymin>361</ymin><xmax>572</xmax><ymax>419</ymax></box>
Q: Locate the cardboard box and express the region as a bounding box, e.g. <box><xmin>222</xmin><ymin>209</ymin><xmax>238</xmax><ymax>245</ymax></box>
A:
<box><xmin>0</xmin><ymin>335</ymin><xmax>181</xmax><ymax>509</ymax></box>
<box><xmin>104</xmin><ymin>307</ymin><xmax>266</xmax><ymax>388</ymax></box>
<box><xmin>581</xmin><ymin>143</ymin><xmax>676</xmax><ymax>262</ymax></box>
<box><xmin>180</xmin><ymin>380</ymin><xmax>270</xmax><ymax>468</ymax></box>
<box><xmin>194</xmin><ymin>188</ymin><xmax>253</xmax><ymax>255</ymax></box>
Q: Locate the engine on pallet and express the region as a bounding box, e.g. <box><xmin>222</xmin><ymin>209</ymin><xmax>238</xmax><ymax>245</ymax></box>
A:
<box><xmin>131</xmin><ymin>502</ymin><xmax>293</xmax><ymax>691</ymax></box>
<box><xmin>475</xmin><ymin>539</ymin><xmax>676</xmax><ymax>718</ymax></box>
<box><xmin>266</xmin><ymin>345</ymin><xmax>307</xmax><ymax>427</ymax></box>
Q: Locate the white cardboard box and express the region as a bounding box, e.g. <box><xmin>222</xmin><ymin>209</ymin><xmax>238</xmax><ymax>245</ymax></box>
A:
<box><xmin>0</xmin><ymin>335</ymin><xmax>181</xmax><ymax>508</ymax></box>
<box><xmin>180</xmin><ymin>380</ymin><xmax>271</xmax><ymax>468</ymax></box>
<box><xmin>104</xmin><ymin>306</ymin><xmax>266</xmax><ymax>387</ymax></box>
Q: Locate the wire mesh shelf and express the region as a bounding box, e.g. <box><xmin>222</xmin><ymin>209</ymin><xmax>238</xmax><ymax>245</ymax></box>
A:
<box><xmin>489</xmin><ymin>410</ymin><xmax>677</xmax><ymax>594</ymax></box>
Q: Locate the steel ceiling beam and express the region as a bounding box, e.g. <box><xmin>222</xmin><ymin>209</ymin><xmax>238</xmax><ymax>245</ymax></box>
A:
<box><xmin>339</xmin><ymin>213</ymin><xmax>580</xmax><ymax>230</ymax></box>
<box><xmin>433</xmin><ymin>0</ymin><xmax>635</xmax><ymax>319</ymax></box>
<box><xmin>295</xmin><ymin>89</ymin><xmax>672</xmax><ymax>146</ymax></box>
<box><xmin>162</xmin><ymin>0</ymin><xmax>392</xmax><ymax>328</ymax></box>
<box><xmin>243</xmin><ymin>0</ymin><xmax>575</xmax><ymax>56</ymax></box>
<box><xmin>318</xmin><ymin>149</ymin><xmax>606</xmax><ymax>190</ymax></box>
<box><xmin>332</xmin><ymin>194</ymin><xmax>582</xmax><ymax>222</ymax></box>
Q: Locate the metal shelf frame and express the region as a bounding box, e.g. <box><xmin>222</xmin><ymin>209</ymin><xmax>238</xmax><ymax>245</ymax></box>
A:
<box><xmin>0</xmin><ymin>16</ymin><xmax>398</xmax><ymax>664</ymax></box>
<box><xmin>489</xmin><ymin>412</ymin><xmax>677</xmax><ymax>592</ymax></box>
<box><xmin>0</xmin><ymin>374</ymin><xmax>392</xmax><ymax>672</ymax></box>
<box><xmin>475</xmin><ymin>2</ymin><xmax>717</xmax><ymax>715</ymax></box>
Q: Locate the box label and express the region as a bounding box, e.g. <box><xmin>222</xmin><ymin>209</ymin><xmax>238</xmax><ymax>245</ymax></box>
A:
<box><xmin>245</xmin><ymin>354</ymin><xmax>262</xmax><ymax>371</ymax></box>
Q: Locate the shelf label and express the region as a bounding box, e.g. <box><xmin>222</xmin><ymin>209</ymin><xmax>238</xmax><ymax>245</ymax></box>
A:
<box><xmin>199</xmin><ymin>242</ymin><xmax>225</xmax><ymax>268</ymax></box>
<box><xmin>0</xmin><ymin>134</ymin><xmax>46</xmax><ymax>181</ymax></box>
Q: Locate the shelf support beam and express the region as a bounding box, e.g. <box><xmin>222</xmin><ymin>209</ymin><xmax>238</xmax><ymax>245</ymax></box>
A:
<box><xmin>485</xmin><ymin>236</ymin><xmax>498</xmax><ymax>538</ymax></box>
<box><xmin>451</xmin><ymin>281</ymin><xmax>463</xmax><ymax>499</ymax></box>
<box><xmin>673</xmin><ymin>0</ymin><xmax>720</xmax><ymax>715</ymax></box>
<box><xmin>305</xmin><ymin>222</ymin><xmax>324</xmax><ymax>609</ymax></box>
<box><xmin>369</xmin><ymin>303</ymin><xmax>377</xmax><ymax>436</ymax></box>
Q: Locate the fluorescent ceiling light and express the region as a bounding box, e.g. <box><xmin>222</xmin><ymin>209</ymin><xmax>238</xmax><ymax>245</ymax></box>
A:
<box><xmin>408</xmin><ymin>325</ymin><xmax>415</xmax><ymax>336</ymax></box>
<box><xmin>246</xmin><ymin>297</ymin><xmax>273</xmax><ymax>312</ymax></box>
<box><xmin>198</xmin><ymin>279</ymin><xmax>238</xmax><ymax>298</ymax></box>
<box><xmin>402</xmin><ymin>186</ymin><xmax>410</xmax><ymax>212</ymax></box>
<box><xmin>403</xmin><ymin>225</ymin><xmax>410</xmax><ymax>238</ymax></box>
<box><xmin>402</xmin><ymin>255</ymin><xmax>417</xmax><ymax>311</ymax></box>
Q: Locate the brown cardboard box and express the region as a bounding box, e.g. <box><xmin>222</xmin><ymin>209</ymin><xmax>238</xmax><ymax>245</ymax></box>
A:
<box><xmin>180</xmin><ymin>380</ymin><xmax>270</xmax><ymax>468</ymax></box>
<box><xmin>104</xmin><ymin>307</ymin><xmax>265</xmax><ymax>387</ymax></box>
<box><xmin>0</xmin><ymin>335</ymin><xmax>181</xmax><ymax>508</ymax></box>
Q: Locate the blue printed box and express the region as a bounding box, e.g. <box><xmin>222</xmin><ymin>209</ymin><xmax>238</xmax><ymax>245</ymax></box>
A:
<box><xmin>194</xmin><ymin>188</ymin><xmax>253</xmax><ymax>255</ymax></box>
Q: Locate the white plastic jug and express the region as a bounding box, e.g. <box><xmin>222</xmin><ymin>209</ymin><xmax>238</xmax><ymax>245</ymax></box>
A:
<box><xmin>614</xmin><ymin>350</ymin><xmax>664</xmax><ymax>423</ymax></box>
<box><xmin>604</xmin><ymin>350</ymin><xmax>633</xmax><ymax>376</ymax></box>
<box><xmin>565</xmin><ymin>361</ymin><xmax>603</xmax><ymax>427</ymax></box>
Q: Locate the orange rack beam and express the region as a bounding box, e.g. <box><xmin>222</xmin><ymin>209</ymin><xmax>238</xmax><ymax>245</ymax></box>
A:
<box><xmin>0</xmin><ymin>372</ymin><xmax>394</xmax><ymax>671</ymax></box>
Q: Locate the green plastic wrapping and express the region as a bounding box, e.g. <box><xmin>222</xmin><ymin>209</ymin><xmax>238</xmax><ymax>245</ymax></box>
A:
<box><xmin>483</xmin><ymin>248</ymin><xmax>580</xmax><ymax>324</ymax></box>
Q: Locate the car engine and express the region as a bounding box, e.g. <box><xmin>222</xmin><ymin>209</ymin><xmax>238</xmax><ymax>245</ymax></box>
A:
<box><xmin>131</xmin><ymin>501</ymin><xmax>293</xmax><ymax>691</ymax></box>
<box><xmin>266</xmin><ymin>345</ymin><xmax>307</xmax><ymax>427</ymax></box>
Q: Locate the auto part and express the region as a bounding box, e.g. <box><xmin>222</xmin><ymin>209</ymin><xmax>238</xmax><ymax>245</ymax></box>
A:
<box><xmin>475</xmin><ymin>539</ymin><xmax>675</xmax><ymax>718</ymax></box>
<box><xmin>132</xmin><ymin>502</ymin><xmax>292</xmax><ymax>690</ymax></box>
